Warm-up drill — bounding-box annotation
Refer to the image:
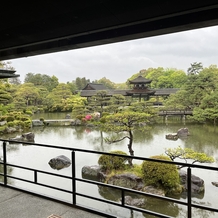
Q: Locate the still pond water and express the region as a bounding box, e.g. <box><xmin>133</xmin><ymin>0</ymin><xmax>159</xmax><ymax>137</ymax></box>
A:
<box><xmin>1</xmin><ymin>113</ymin><xmax>218</xmax><ymax>218</ymax></box>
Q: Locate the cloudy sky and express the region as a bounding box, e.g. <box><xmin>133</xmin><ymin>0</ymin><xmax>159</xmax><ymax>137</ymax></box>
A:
<box><xmin>8</xmin><ymin>25</ymin><xmax>218</xmax><ymax>84</ymax></box>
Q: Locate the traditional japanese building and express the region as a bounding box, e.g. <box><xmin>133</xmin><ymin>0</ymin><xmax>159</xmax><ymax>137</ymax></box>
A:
<box><xmin>80</xmin><ymin>76</ymin><xmax>179</xmax><ymax>103</ymax></box>
<box><xmin>126</xmin><ymin>75</ymin><xmax>155</xmax><ymax>101</ymax></box>
<box><xmin>0</xmin><ymin>68</ymin><xmax>19</xmax><ymax>79</ymax></box>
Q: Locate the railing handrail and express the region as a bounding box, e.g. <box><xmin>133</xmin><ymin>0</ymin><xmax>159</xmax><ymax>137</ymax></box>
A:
<box><xmin>0</xmin><ymin>139</ymin><xmax>218</xmax><ymax>218</ymax></box>
<box><xmin>0</xmin><ymin>138</ymin><xmax>216</xmax><ymax>170</ymax></box>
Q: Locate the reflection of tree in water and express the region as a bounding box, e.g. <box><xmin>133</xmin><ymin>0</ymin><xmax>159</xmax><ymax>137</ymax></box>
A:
<box><xmin>177</xmin><ymin>203</ymin><xmax>215</xmax><ymax>218</ymax></box>
<box><xmin>72</xmin><ymin>126</ymin><xmax>86</xmax><ymax>140</ymax></box>
<box><xmin>84</xmin><ymin>130</ymin><xmax>104</xmax><ymax>149</ymax></box>
<box><xmin>98</xmin><ymin>185</ymin><xmax>121</xmax><ymax>201</ymax></box>
<box><xmin>98</xmin><ymin>185</ymin><xmax>179</xmax><ymax>218</ymax></box>
<box><xmin>183</xmin><ymin>124</ymin><xmax>218</xmax><ymax>155</ymax></box>
<box><xmin>0</xmin><ymin>160</ymin><xmax>13</xmax><ymax>184</ymax></box>
<box><xmin>141</xmin><ymin>196</ymin><xmax>179</xmax><ymax>218</ymax></box>
<box><xmin>86</xmin><ymin>131</ymin><xmax>126</xmax><ymax>152</ymax></box>
<box><xmin>0</xmin><ymin>142</ymin><xmax>20</xmax><ymax>152</ymax></box>
<box><xmin>91</xmin><ymin>131</ymin><xmax>105</xmax><ymax>151</ymax></box>
<box><xmin>191</xmin><ymin>206</ymin><xmax>215</xmax><ymax>218</ymax></box>
<box><xmin>0</xmin><ymin>142</ymin><xmax>18</xmax><ymax>184</ymax></box>
<box><xmin>133</xmin><ymin>129</ymin><xmax>154</xmax><ymax>143</ymax></box>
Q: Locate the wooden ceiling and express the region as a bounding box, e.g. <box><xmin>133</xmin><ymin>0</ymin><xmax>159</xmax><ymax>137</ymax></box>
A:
<box><xmin>1</xmin><ymin>0</ymin><xmax>218</xmax><ymax>60</ymax></box>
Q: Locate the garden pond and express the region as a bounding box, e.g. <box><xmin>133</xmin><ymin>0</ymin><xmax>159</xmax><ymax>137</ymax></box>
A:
<box><xmin>1</xmin><ymin>113</ymin><xmax>218</xmax><ymax>218</ymax></box>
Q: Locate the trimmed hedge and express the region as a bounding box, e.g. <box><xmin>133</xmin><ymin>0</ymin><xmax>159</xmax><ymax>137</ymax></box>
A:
<box><xmin>98</xmin><ymin>150</ymin><xmax>128</xmax><ymax>171</ymax></box>
<box><xmin>141</xmin><ymin>155</ymin><xmax>180</xmax><ymax>191</ymax></box>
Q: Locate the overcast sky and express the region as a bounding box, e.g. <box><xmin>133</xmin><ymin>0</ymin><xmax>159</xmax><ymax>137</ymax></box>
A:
<box><xmin>8</xmin><ymin>25</ymin><xmax>218</xmax><ymax>84</ymax></box>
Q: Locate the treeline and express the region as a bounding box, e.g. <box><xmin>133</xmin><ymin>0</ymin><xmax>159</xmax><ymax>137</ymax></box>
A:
<box><xmin>1</xmin><ymin>61</ymin><xmax>218</xmax><ymax>124</ymax></box>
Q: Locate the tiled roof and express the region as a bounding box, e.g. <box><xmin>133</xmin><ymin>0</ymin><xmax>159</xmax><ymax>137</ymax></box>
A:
<box><xmin>128</xmin><ymin>75</ymin><xmax>152</xmax><ymax>84</ymax></box>
<box><xmin>82</xmin><ymin>83</ymin><xmax>108</xmax><ymax>90</ymax></box>
<box><xmin>80</xmin><ymin>88</ymin><xmax>179</xmax><ymax>97</ymax></box>
<box><xmin>0</xmin><ymin>69</ymin><xmax>19</xmax><ymax>79</ymax></box>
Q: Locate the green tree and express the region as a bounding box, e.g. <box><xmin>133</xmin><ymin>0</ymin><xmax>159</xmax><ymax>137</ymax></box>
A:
<box><xmin>102</xmin><ymin>111</ymin><xmax>151</xmax><ymax>164</ymax></box>
<box><xmin>63</xmin><ymin>95</ymin><xmax>87</xmax><ymax>113</ymax></box>
<box><xmin>187</xmin><ymin>62</ymin><xmax>203</xmax><ymax>75</ymax></box>
<box><xmin>66</xmin><ymin>82</ymin><xmax>78</xmax><ymax>94</ymax></box>
<box><xmin>165</xmin><ymin>147</ymin><xmax>214</xmax><ymax>166</ymax></box>
<box><xmin>86</xmin><ymin>90</ymin><xmax>111</xmax><ymax>115</ymax></box>
<box><xmin>96</xmin><ymin>77</ymin><xmax>116</xmax><ymax>89</ymax></box>
<box><xmin>44</xmin><ymin>83</ymin><xmax>73</xmax><ymax>112</ymax></box>
<box><xmin>164</xmin><ymin>90</ymin><xmax>190</xmax><ymax>110</ymax></box>
<box><xmin>164</xmin><ymin>65</ymin><xmax>218</xmax><ymax>112</ymax></box>
<box><xmin>24</xmin><ymin>73</ymin><xmax>59</xmax><ymax>92</ymax></box>
<box><xmin>8</xmin><ymin>77</ymin><xmax>21</xmax><ymax>85</ymax></box>
<box><xmin>0</xmin><ymin>61</ymin><xmax>14</xmax><ymax>70</ymax></box>
<box><xmin>15</xmin><ymin>83</ymin><xmax>40</xmax><ymax>106</ymax></box>
<box><xmin>0</xmin><ymin>83</ymin><xmax>13</xmax><ymax>105</ymax></box>
<box><xmin>127</xmin><ymin>101</ymin><xmax>158</xmax><ymax>119</ymax></box>
<box><xmin>128</xmin><ymin>68</ymin><xmax>187</xmax><ymax>89</ymax></box>
<box><xmin>73</xmin><ymin>77</ymin><xmax>90</xmax><ymax>90</ymax></box>
<box><xmin>107</xmin><ymin>94</ymin><xmax>126</xmax><ymax>113</ymax></box>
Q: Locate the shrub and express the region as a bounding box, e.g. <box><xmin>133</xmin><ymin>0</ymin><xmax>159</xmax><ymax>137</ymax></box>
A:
<box><xmin>7</xmin><ymin>121</ymin><xmax>14</xmax><ymax>127</ymax></box>
<box><xmin>25</xmin><ymin>110</ymin><xmax>33</xmax><ymax>115</ymax></box>
<box><xmin>98</xmin><ymin>150</ymin><xmax>128</xmax><ymax>171</ymax></box>
<box><xmin>39</xmin><ymin>117</ymin><xmax>44</xmax><ymax>122</ymax></box>
<box><xmin>20</xmin><ymin>116</ymin><xmax>31</xmax><ymax>121</ymax></box>
<box><xmin>6</xmin><ymin>116</ymin><xmax>14</xmax><ymax>122</ymax></box>
<box><xmin>141</xmin><ymin>155</ymin><xmax>180</xmax><ymax>191</ymax></box>
<box><xmin>101</xmin><ymin>112</ymin><xmax>110</xmax><ymax>117</ymax></box>
<box><xmin>13</xmin><ymin>120</ymin><xmax>25</xmax><ymax>128</ymax></box>
<box><xmin>0</xmin><ymin>116</ymin><xmax>7</xmax><ymax>121</ymax></box>
<box><xmin>24</xmin><ymin>119</ymin><xmax>32</xmax><ymax>128</ymax></box>
<box><xmin>76</xmin><ymin>115</ymin><xmax>84</xmax><ymax>120</ymax></box>
<box><xmin>99</xmin><ymin>116</ymin><xmax>107</xmax><ymax>123</ymax></box>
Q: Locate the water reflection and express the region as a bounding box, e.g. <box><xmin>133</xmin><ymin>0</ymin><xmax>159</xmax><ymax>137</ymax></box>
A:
<box><xmin>97</xmin><ymin>185</ymin><xmax>180</xmax><ymax>217</ymax></box>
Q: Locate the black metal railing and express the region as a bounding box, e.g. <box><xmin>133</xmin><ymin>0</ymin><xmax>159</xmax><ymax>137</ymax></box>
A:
<box><xmin>0</xmin><ymin>139</ymin><xmax>218</xmax><ymax>218</ymax></box>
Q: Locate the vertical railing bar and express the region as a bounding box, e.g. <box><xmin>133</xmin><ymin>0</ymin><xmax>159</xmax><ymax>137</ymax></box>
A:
<box><xmin>72</xmin><ymin>150</ymin><xmax>76</xmax><ymax>205</ymax></box>
<box><xmin>3</xmin><ymin>141</ymin><xmax>7</xmax><ymax>186</ymax></box>
<box><xmin>187</xmin><ymin>167</ymin><xmax>192</xmax><ymax>218</ymax></box>
<box><xmin>121</xmin><ymin>190</ymin><xmax>125</xmax><ymax>206</ymax></box>
<box><xmin>34</xmin><ymin>170</ymin><xmax>37</xmax><ymax>183</ymax></box>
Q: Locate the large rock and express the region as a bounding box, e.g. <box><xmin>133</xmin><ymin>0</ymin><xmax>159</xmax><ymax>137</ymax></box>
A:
<box><xmin>179</xmin><ymin>170</ymin><xmax>204</xmax><ymax>194</ymax></box>
<box><xmin>0</xmin><ymin>121</ymin><xmax>7</xmax><ymax>126</ymax></box>
<box><xmin>82</xmin><ymin>165</ymin><xmax>101</xmax><ymax>180</ymax></box>
<box><xmin>211</xmin><ymin>182</ymin><xmax>218</xmax><ymax>187</ymax></box>
<box><xmin>9</xmin><ymin>132</ymin><xmax>35</xmax><ymax>142</ymax></box>
<box><xmin>22</xmin><ymin>132</ymin><xmax>35</xmax><ymax>141</ymax></box>
<box><xmin>124</xmin><ymin>196</ymin><xmax>146</xmax><ymax>207</ymax></box>
<box><xmin>70</xmin><ymin>119</ymin><xmax>81</xmax><ymax>126</ymax></box>
<box><xmin>177</xmin><ymin>128</ymin><xmax>189</xmax><ymax>137</ymax></box>
<box><xmin>48</xmin><ymin>155</ymin><xmax>71</xmax><ymax>170</ymax></box>
<box><xmin>166</xmin><ymin>128</ymin><xmax>190</xmax><ymax>140</ymax></box>
<box><xmin>32</xmin><ymin>120</ymin><xmax>44</xmax><ymax>126</ymax></box>
<box><xmin>5</xmin><ymin>127</ymin><xmax>17</xmax><ymax>134</ymax></box>
<box><xmin>142</xmin><ymin>185</ymin><xmax>165</xmax><ymax>196</ymax></box>
<box><xmin>107</xmin><ymin>173</ymin><xmax>144</xmax><ymax>190</ymax></box>
<box><xmin>165</xmin><ymin>133</ymin><xmax>178</xmax><ymax>140</ymax></box>
<box><xmin>65</xmin><ymin>114</ymin><xmax>71</xmax><ymax>119</ymax></box>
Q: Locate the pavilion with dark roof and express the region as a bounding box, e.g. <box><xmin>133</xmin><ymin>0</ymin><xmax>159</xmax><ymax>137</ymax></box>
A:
<box><xmin>80</xmin><ymin>75</ymin><xmax>179</xmax><ymax>102</ymax></box>
<box><xmin>126</xmin><ymin>75</ymin><xmax>155</xmax><ymax>101</ymax></box>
